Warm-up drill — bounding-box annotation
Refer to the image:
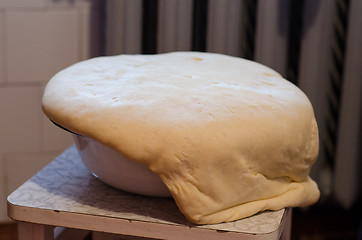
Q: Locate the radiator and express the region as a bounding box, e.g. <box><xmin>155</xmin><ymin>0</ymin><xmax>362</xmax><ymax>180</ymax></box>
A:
<box><xmin>104</xmin><ymin>0</ymin><xmax>362</xmax><ymax>208</ymax></box>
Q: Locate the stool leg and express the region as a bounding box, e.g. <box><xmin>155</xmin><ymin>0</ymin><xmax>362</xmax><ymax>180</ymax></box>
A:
<box><xmin>280</xmin><ymin>208</ymin><xmax>292</xmax><ymax>240</ymax></box>
<box><xmin>18</xmin><ymin>222</ymin><xmax>54</xmax><ymax>240</ymax></box>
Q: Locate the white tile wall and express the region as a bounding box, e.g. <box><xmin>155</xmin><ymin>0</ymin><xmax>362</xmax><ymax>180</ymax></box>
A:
<box><xmin>6</xmin><ymin>9</ymin><xmax>80</xmax><ymax>83</ymax></box>
<box><xmin>0</xmin><ymin>11</ymin><xmax>5</xmax><ymax>83</ymax></box>
<box><xmin>0</xmin><ymin>86</ymin><xmax>42</xmax><ymax>153</ymax></box>
<box><xmin>0</xmin><ymin>0</ymin><xmax>46</xmax><ymax>8</ymax></box>
<box><xmin>0</xmin><ymin>156</ymin><xmax>6</xmax><ymax>222</ymax></box>
<box><xmin>0</xmin><ymin>9</ymin><xmax>6</xmax><ymax>216</ymax></box>
<box><xmin>0</xmin><ymin>0</ymin><xmax>100</xmax><ymax>8</ymax></box>
<box><xmin>0</xmin><ymin>1</ymin><xmax>101</xmax><ymax>222</ymax></box>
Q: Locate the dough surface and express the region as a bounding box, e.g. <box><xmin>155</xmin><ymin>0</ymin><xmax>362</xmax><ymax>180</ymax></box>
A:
<box><xmin>42</xmin><ymin>52</ymin><xmax>320</xmax><ymax>224</ymax></box>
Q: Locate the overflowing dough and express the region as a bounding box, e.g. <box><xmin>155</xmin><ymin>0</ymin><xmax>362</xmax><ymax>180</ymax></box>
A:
<box><xmin>42</xmin><ymin>52</ymin><xmax>320</xmax><ymax>224</ymax></box>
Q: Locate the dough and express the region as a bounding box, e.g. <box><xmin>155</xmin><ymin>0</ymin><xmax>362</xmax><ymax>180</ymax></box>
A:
<box><xmin>42</xmin><ymin>52</ymin><xmax>320</xmax><ymax>224</ymax></box>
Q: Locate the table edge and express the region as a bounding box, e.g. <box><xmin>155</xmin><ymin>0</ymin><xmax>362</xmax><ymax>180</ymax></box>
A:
<box><xmin>7</xmin><ymin>199</ymin><xmax>286</xmax><ymax>240</ymax></box>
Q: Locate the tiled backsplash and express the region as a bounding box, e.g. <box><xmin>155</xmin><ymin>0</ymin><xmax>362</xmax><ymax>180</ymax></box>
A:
<box><xmin>0</xmin><ymin>0</ymin><xmax>101</xmax><ymax>222</ymax></box>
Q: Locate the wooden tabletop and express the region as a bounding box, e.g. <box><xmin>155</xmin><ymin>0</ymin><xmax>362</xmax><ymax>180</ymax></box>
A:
<box><xmin>7</xmin><ymin>145</ymin><xmax>290</xmax><ymax>240</ymax></box>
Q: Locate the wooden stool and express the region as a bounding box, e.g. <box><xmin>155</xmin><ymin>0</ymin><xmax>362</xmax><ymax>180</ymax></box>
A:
<box><xmin>7</xmin><ymin>145</ymin><xmax>291</xmax><ymax>240</ymax></box>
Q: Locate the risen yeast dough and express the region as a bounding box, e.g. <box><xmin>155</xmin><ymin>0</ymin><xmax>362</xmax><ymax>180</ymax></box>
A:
<box><xmin>42</xmin><ymin>52</ymin><xmax>320</xmax><ymax>224</ymax></box>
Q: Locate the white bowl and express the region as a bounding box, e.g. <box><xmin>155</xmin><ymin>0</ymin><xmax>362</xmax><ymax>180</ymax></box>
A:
<box><xmin>73</xmin><ymin>135</ymin><xmax>171</xmax><ymax>197</ymax></box>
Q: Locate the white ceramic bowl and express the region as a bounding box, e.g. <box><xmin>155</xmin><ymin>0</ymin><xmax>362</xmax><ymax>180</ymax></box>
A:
<box><xmin>73</xmin><ymin>135</ymin><xmax>171</xmax><ymax>197</ymax></box>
